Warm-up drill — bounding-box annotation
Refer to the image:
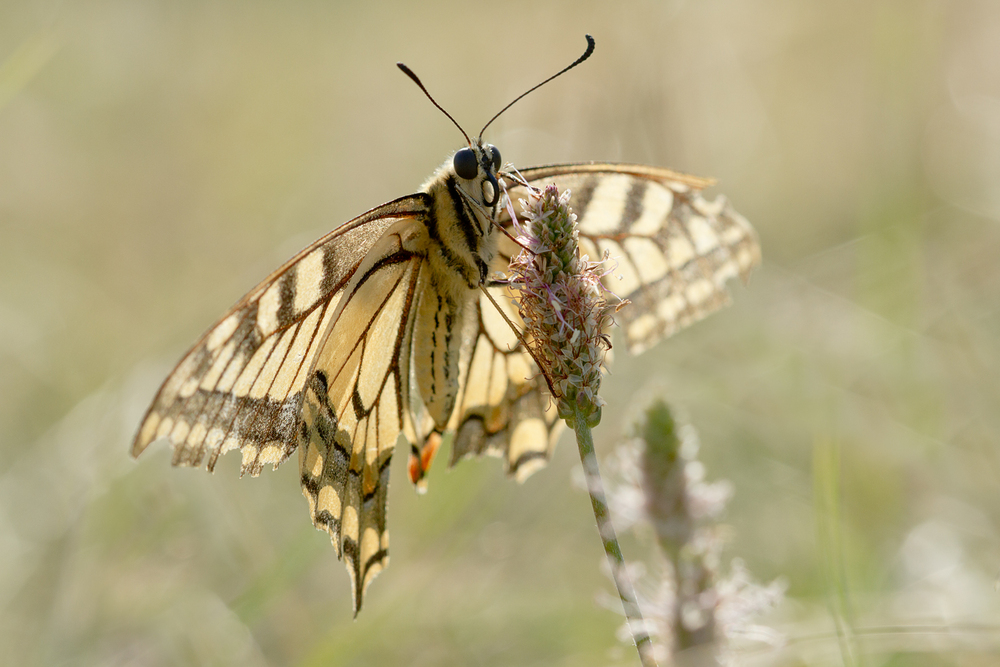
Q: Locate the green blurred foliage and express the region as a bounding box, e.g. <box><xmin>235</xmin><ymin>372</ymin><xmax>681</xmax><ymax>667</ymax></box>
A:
<box><xmin>1</xmin><ymin>1</ymin><xmax>999</xmax><ymax>665</ymax></box>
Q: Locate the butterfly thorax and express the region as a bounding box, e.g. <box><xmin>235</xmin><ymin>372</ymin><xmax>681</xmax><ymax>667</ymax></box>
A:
<box><xmin>418</xmin><ymin>142</ymin><xmax>503</xmax><ymax>290</ymax></box>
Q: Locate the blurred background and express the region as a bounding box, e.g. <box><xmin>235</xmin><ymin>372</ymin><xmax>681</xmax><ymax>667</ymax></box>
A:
<box><xmin>2</xmin><ymin>1</ymin><xmax>999</xmax><ymax>665</ymax></box>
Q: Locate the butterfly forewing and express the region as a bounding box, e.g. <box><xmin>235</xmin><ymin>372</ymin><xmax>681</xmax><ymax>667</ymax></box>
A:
<box><xmin>131</xmin><ymin>196</ymin><xmax>430</xmax><ymax>476</ymax></box>
<box><xmin>505</xmin><ymin>164</ymin><xmax>761</xmax><ymax>354</ymax></box>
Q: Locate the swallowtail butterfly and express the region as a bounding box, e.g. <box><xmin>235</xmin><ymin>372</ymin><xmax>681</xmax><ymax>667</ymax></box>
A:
<box><xmin>131</xmin><ymin>35</ymin><xmax>760</xmax><ymax>613</ymax></box>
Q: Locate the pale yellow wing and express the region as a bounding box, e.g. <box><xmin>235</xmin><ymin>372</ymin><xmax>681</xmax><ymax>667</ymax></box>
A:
<box><xmin>507</xmin><ymin>163</ymin><xmax>761</xmax><ymax>354</ymax></box>
<box><xmin>298</xmin><ymin>219</ymin><xmax>428</xmax><ymax>614</ymax></box>
<box><xmin>130</xmin><ymin>194</ymin><xmax>431</xmax><ymax>477</ymax></box>
<box><xmin>447</xmin><ymin>163</ymin><xmax>761</xmax><ymax>481</ymax></box>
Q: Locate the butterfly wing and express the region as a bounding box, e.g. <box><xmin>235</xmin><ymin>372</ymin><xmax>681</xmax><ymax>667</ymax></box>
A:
<box><xmin>509</xmin><ymin>163</ymin><xmax>761</xmax><ymax>354</ymax></box>
<box><xmin>131</xmin><ymin>194</ymin><xmax>431</xmax><ymax>476</ymax></box>
<box><xmin>446</xmin><ymin>272</ymin><xmax>563</xmax><ymax>482</ymax></box>
<box><xmin>298</xmin><ymin>217</ymin><xmax>429</xmax><ymax>614</ymax></box>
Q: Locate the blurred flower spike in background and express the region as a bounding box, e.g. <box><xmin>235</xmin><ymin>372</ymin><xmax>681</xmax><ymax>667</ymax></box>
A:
<box><xmin>606</xmin><ymin>398</ymin><xmax>786</xmax><ymax>665</ymax></box>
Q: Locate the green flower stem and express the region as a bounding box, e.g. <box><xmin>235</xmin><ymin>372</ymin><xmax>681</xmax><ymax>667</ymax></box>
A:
<box><xmin>571</xmin><ymin>403</ymin><xmax>657</xmax><ymax>667</ymax></box>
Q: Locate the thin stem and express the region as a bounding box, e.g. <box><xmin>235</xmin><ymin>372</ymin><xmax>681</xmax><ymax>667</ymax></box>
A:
<box><xmin>571</xmin><ymin>403</ymin><xmax>657</xmax><ymax>667</ymax></box>
<box><xmin>814</xmin><ymin>437</ymin><xmax>862</xmax><ymax>667</ymax></box>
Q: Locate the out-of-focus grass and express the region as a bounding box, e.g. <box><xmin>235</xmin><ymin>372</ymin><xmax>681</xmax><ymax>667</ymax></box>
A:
<box><xmin>1</xmin><ymin>2</ymin><xmax>998</xmax><ymax>665</ymax></box>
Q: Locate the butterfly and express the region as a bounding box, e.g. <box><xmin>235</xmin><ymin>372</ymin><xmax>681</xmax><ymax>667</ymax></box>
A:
<box><xmin>130</xmin><ymin>36</ymin><xmax>760</xmax><ymax>614</ymax></box>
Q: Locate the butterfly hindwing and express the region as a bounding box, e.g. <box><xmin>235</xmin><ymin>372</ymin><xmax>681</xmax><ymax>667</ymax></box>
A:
<box><xmin>299</xmin><ymin>218</ymin><xmax>429</xmax><ymax>613</ymax></box>
<box><xmin>447</xmin><ymin>276</ymin><xmax>563</xmax><ymax>481</ymax></box>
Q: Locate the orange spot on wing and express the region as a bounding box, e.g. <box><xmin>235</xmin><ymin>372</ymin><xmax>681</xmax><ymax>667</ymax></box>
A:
<box><xmin>408</xmin><ymin>432</ymin><xmax>442</xmax><ymax>493</ymax></box>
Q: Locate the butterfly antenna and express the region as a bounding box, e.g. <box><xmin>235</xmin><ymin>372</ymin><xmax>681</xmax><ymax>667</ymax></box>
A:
<box><xmin>397</xmin><ymin>62</ymin><xmax>472</xmax><ymax>146</ymax></box>
<box><xmin>478</xmin><ymin>34</ymin><xmax>595</xmax><ymax>140</ymax></box>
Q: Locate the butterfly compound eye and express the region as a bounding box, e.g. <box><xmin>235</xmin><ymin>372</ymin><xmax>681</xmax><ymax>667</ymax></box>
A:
<box><xmin>453</xmin><ymin>148</ymin><xmax>478</xmax><ymax>180</ymax></box>
<box><xmin>489</xmin><ymin>145</ymin><xmax>501</xmax><ymax>171</ymax></box>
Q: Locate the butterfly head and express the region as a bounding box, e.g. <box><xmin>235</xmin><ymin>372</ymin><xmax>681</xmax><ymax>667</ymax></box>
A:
<box><xmin>452</xmin><ymin>141</ymin><xmax>503</xmax><ymax>208</ymax></box>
